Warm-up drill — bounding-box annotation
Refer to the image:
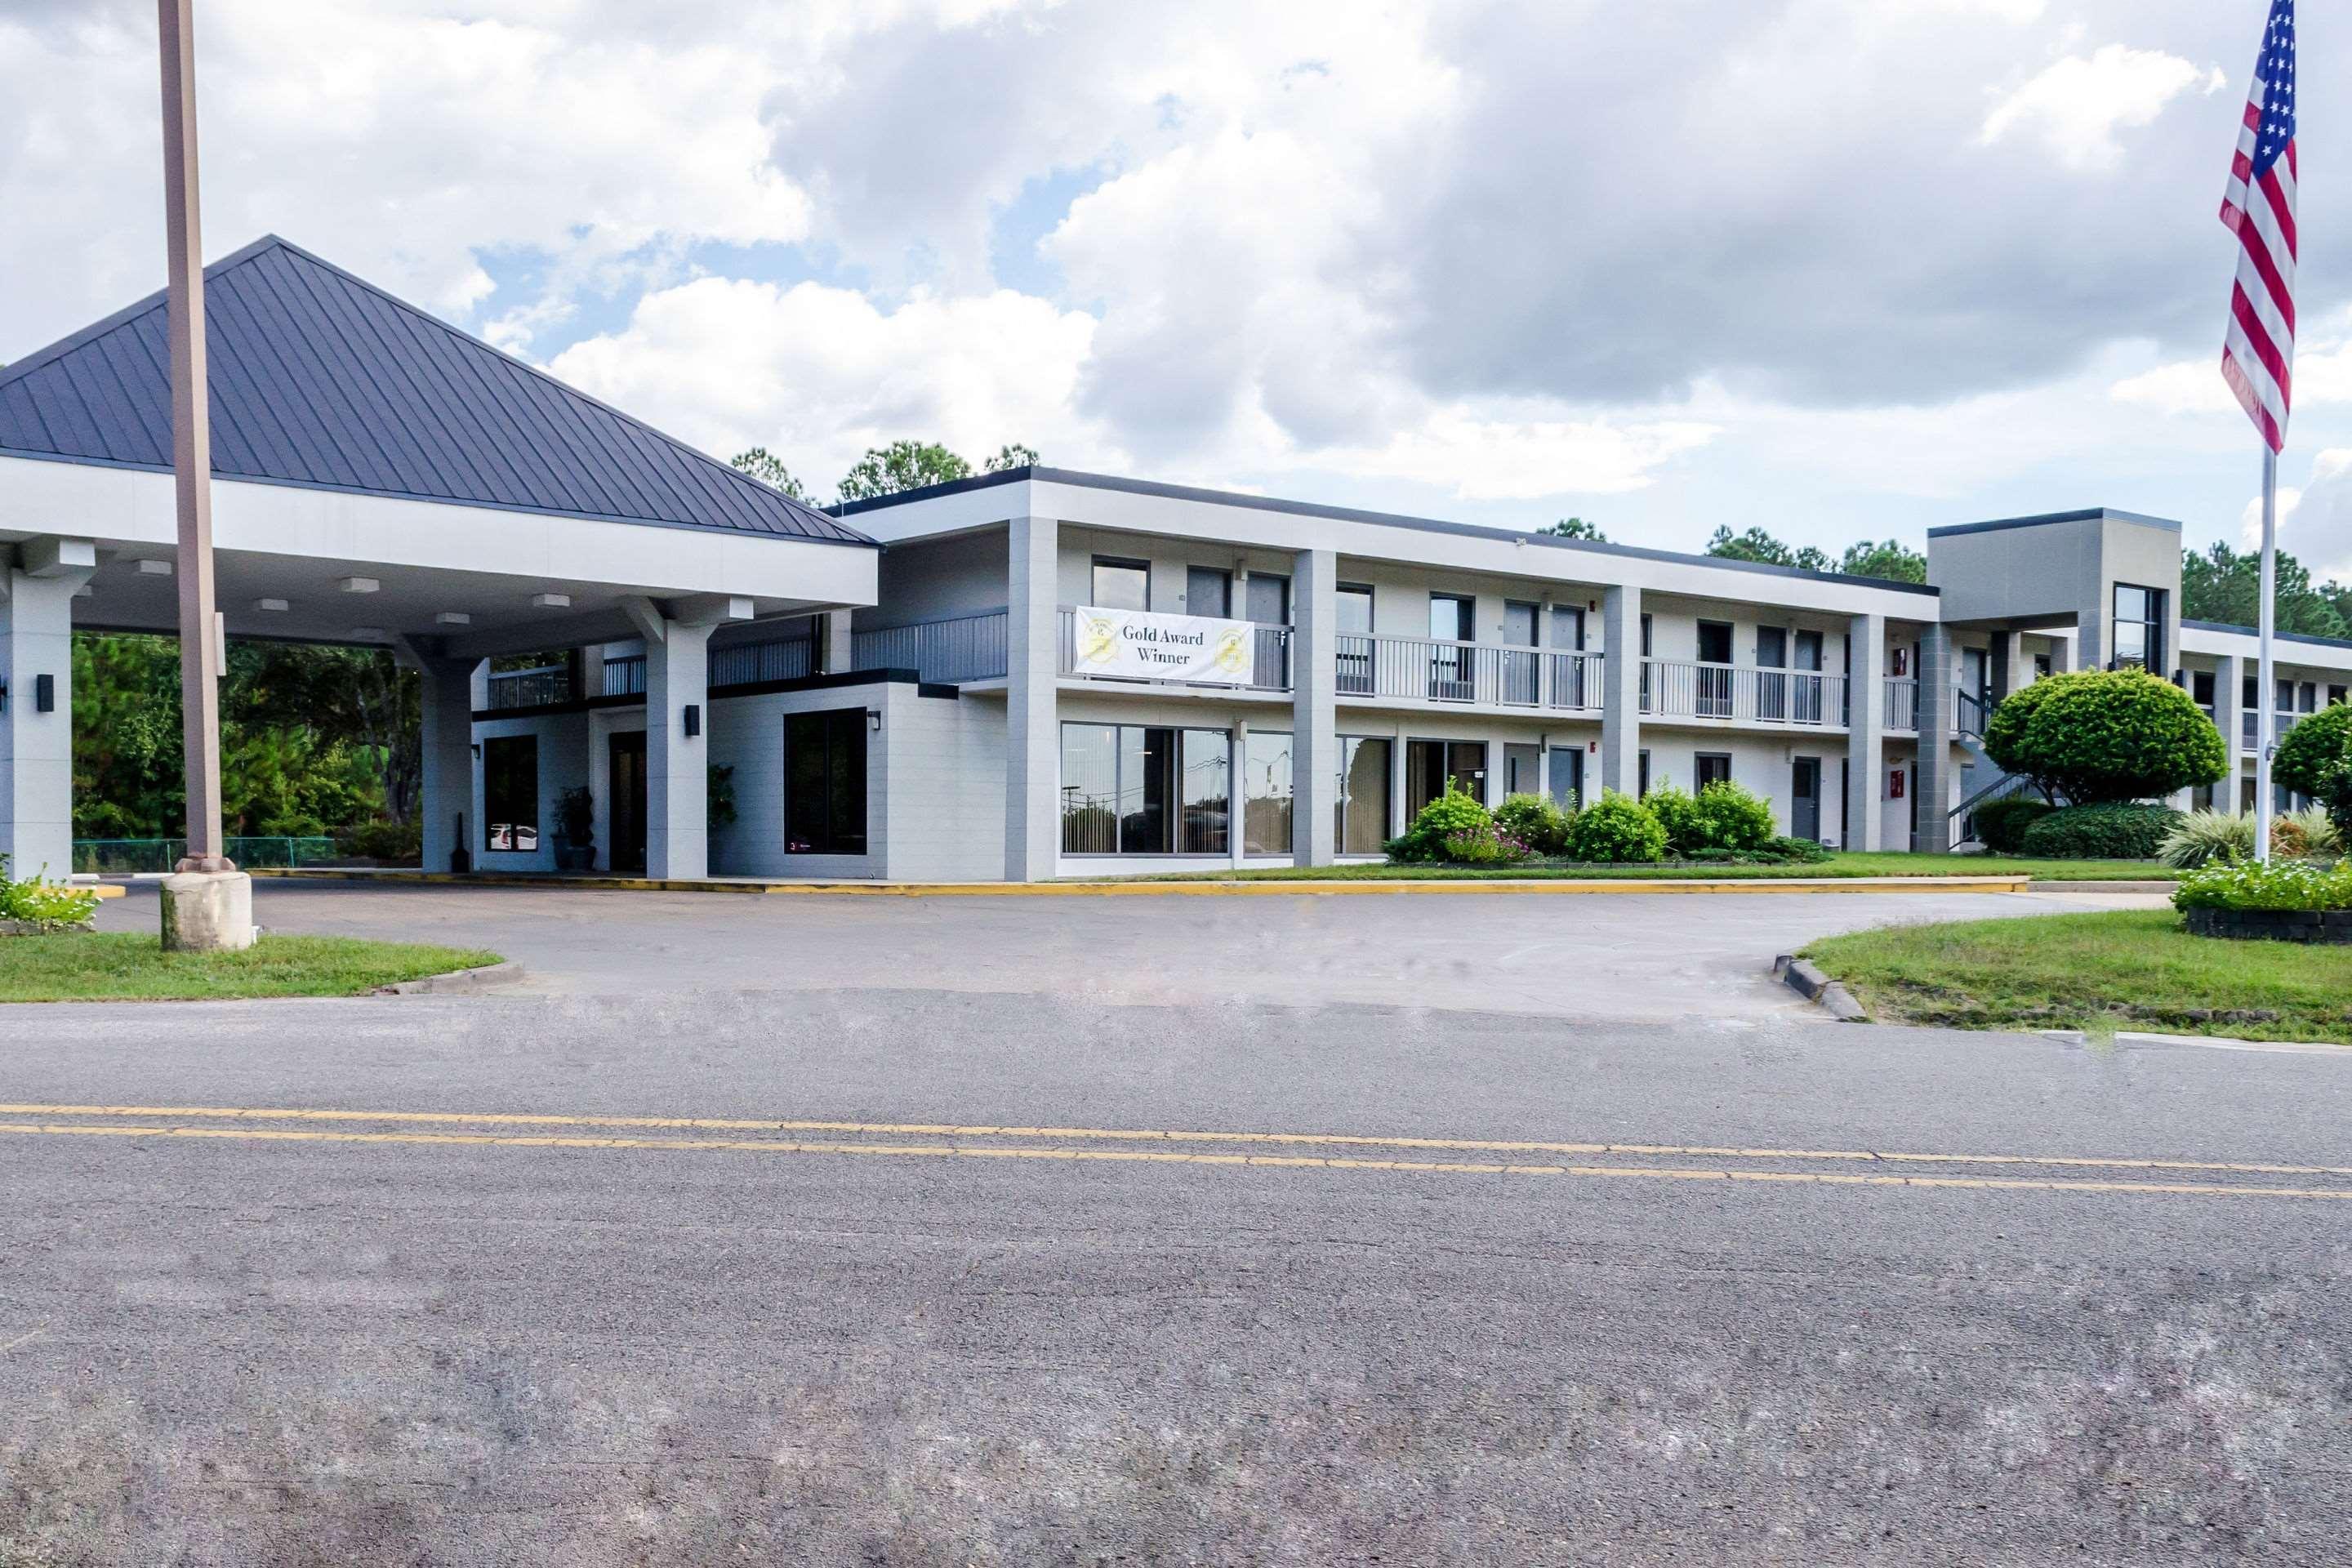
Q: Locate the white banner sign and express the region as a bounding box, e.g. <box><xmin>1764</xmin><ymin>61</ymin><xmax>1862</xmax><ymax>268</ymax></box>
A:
<box><xmin>1071</xmin><ymin>606</ymin><xmax>1257</xmax><ymax>684</ymax></box>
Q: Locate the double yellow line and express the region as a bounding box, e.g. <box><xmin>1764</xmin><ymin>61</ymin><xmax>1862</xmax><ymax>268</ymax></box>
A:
<box><xmin>2</xmin><ymin>1102</ymin><xmax>2345</xmax><ymax>1202</ymax></box>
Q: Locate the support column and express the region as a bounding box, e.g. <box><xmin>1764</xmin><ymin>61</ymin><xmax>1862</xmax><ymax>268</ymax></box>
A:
<box><xmin>1290</xmin><ymin>547</ymin><xmax>1339</xmax><ymax>866</ymax></box>
<box><xmin>1598</xmin><ymin>585</ymin><xmax>1642</xmax><ymax>798</ymax></box>
<box><xmin>1916</xmin><ymin>622</ymin><xmax>1955</xmax><ymax>853</ymax></box>
<box><xmin>822</xmin><ymin>610</ymin><xmax>855</xmax><ymax>675</ymax></box>
<box><xmin>0</xmin><ymin>546</ymin><xmax>96</xmax><ymax>880</ymax></box>
<box><xmin>1846</xmin><ymin>613</ymin><xmax>1886</xmax><ymax>851</ymax></box>
<box><xmin>1005</xmin><ymin>516</ymin><xmax>1059</xmax><ymax>881</ymax></box>
<box><xmin>412</xmin><ymin>649</ymin><xmax>479</xmax><ymax>875</ymax></box>
<box><xmin>1229</xmin><ymin>718</ymin><xmax>1250</xmax><ymax>869</ymax></box>
<box><xmin>645</xmin><ymin>620</ymin><xmax>713</xmax><ymax>880</ymax></box>
<box><xmin>1991</xmin><ymin>629</ymin><xmax>2027</xmax><ymax>702</ymax></box>
<box><xmin>2214</xmin><ymin>653</ymin><xmax>2245</xmax><ymax>806</ymax></box>
<box><xmin>2074</xmin><ymin>606</ymin><xmax>2104</xmax><ymax>673</ymax></box>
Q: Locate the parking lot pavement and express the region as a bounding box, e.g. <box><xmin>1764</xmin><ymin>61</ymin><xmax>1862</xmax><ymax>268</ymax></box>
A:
<box><xmin>96</xmin><ymin>875</ymin><xmax>2168</xmax><ymax>1018</ymax></box>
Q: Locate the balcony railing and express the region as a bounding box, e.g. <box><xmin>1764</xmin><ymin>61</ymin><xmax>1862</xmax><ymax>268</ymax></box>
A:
<box><xmin>1335</xmin><ymin>635</ymin><xmax>1601</xmax><ymax>710</ymax></box>
<box><xmin>710</xmin><ymin>635</ymin><xmax>816</xmax><ymax>688</ymax></box>
<box><xmin>1954</xmin><ymin>687</ymin><xmax>1989</xmax><ymax>739</ymax></box>
<box><xmin>854</xmin><ymin>611</ymin><xmax>1009</xmax><ymax>684</ymax></box>
<box><xmin>2243</xmin><ymin>710</ymin><xmax>2304</xmax><ymax>749</ymax></box>
<box><xmin>1058</xmin><ymin>608</ymin><xmax>1292</xmax><ymax>691</ymax></box>
<box><xmin>1642</xmin><ymin>661</ymin><xmax>1846</xmax><ymax>727</ymax></box>
<box><xmin>1884</xmin><ymin>678</ymin><xmax>1918</xmax><ymax>731</ymax></box>
<box><xmin>602</xmin><ymin>656</ymin><xmax>645</xmax><ymax>697</ymax></box>
<box><xmin>484</xmin><ymin>666</ymin><xmax>570</xmax><ymax>710</ymax></box>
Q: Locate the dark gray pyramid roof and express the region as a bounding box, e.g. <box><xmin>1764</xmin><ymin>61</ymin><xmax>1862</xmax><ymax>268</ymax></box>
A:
<box><xmin>0</xmin><ymin>235</ymin><xmax>870</xmax><ymax>546</ymax></box>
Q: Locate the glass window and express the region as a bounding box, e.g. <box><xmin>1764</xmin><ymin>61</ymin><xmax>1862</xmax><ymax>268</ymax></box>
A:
<box><xmin>1696</xmin><ymin>621</ymin><xmax>1734</xmax><ymax>665</ymax></box>
<box><xmin>1338</xmin><ymin>583</ymin><xmax>1375</xmax><ymax>635</ymax></box>
<box><xmin>786</xmin><ymin>708</ymin><xmax>869</xmax><ymax>854</ymax></box>
<box><xmin>1060</xmin><ymin>724</ymin><xmax>1120</xmax><ymax>853</ymax></box>
<box><xmin>1118</xmin><ymin>726</ymin><xmax>1174</xmax><ymax>853</ymax></box>
<box><xmin>2111</xmin><ymin>582</ymin><xmax>2163</xmax><ymax>670</ymax></box>
<box><xmin>1186</xmin><ymin>566</ymin><xmax>1232</xmax><ymax>618</ymax></box>
<box><xmin>1696</xmin><ymin>752</ymin><xmax>1732</xmax><ymax>790</ymax></box>
<box><xmin>1244</xmin><ymin>731</ymin><xmax>1294</xmax><ymax>856</ymax></box>
<box><xmin>1181</xmin><ymin>729</ymin><xmax>1230</xmax><ymax>854</ymax></box>
<box><xmin>1637</xmin><ymin>750</ymin><xmax>1650</xmax><ymax>798</ymax></box>
<box><xmin>1755</xmin><ymin>627</ymin><xmax>1787</xmax><ymax>669</ymax></box>
<box><xmin>1092</xmin><ymin>557</ymin><xmax>1150</xmax><ymax>611</ymax></box>
<box><xmin>483</xmin><ymin>735</ymin><xmax>538</xmax><ymax>852</ymax></box>
<box><xmin>1337</xmin><ymin>737</ymin><xmax>1391</xmax><ymax>855</ymax></box>
<box><xmin>1428</xmin><ymin>593</ymin><xmax>1473</xmax><ymax>643</ymax></box>
<box><xmin>1246</xmin><ymin>573</ymin><xmax>1290</xmax><ymax>626</ymax></box>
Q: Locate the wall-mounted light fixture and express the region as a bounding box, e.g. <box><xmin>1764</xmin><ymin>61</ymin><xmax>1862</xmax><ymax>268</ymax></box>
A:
<box><xmin>866</xmin><ymin>707</ymin><xmax>883</xmax><ymax>733</ymax></box>
<box><xmin>34</xmin><ymin>675</ymin><xmax>56</xmax><ymax>714</ymax></box>
<box><xmin>471</xmin><ymin>742</ymin><xmax>483</xmax><ymax>760</ymax></box>
<box><xmin>684</xmin><ymin>703</ymin><xmax>702</xmax><ymax>738</ymax></box>
<box><xmin>339</xmin><ymin>576</ymin><xmax>381</xmax><ymax>595</ymax></box>
<box><xmin>253</xmin><ymin>598</ymin><xmax>289</xmax><ymax>613</ymax></box>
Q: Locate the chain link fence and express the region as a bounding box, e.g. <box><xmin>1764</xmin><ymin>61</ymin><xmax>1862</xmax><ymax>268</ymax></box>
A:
<box><xmin>71</xmin><ymin>837</ymin><xmax>345</xmax><ymax>875</ymax></box>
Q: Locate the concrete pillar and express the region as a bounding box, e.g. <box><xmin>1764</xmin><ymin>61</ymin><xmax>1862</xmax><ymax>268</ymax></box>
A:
<box><xmin>2074</xmin><ymin>606</ymin><xmax>2104</xmax><ymax>673</ymax></box>
<box><xmin>1290</xmin><ymin>547</ymin><xmax>1339</xmax><ymax>866</ymax></box>
<box><xmin>1229</xmin><ymin>718</ymin><xmax>1250</xmax><ymax>869</ymax></box>
<box><xmin>1005</xmin><ymin>515</ymin><xmax>1059</xmax><ymax>881</ymax></box>
<box><xmin>1991</xmin><ymin>629</ymin><xmax>2027</xmax><ymax>702</ymax></box>
<box><xmin>1915</xmin><ymin>623</ymin><xmax>1955</xmax><ymax>853</ymax></box>
<box><xmin>1598</xmin><ymin>584</ymin><xmax>1642</xmax><ymax>798</ymax></box>
<box><xmin>1846</xmin><ymin>613</ymin><xmax>1886</xmax><ymax>851</ymax></box>
<box><xmin>644</xmin><ymin>619</ymin><xmax>713</xmax><ymax>879</ymax></box>
<box><xmin>822</xmin><ymin>610</ymin><xmax>855</xmax><ymax>675</ymax></box>
<box><xmin>2214</xmin><ymin>653</ymin><xmax>2245</xmax><ymax>803</ymax></box>
<box><xmin>414</xmin><ymin>653</ymin><xmax>478</xmax><ymax>874</ymax></box>
<box><xmin>0</xmin><ymin>549</ymin><xmax>95</xmax><ymax>880</ymax></box>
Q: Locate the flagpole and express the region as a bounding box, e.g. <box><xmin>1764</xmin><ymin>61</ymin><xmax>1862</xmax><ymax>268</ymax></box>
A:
<box><xmin>2255</xmin><ymin>443</ymin><xmax>2278</xmax><ymax>862</ymax></box>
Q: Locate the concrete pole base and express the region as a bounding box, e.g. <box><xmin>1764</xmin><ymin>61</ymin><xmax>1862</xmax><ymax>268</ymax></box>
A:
<box><xmin>160</xmin><ymin>869</ymin><xmax>256</xmax><ymax>953</ymax></box>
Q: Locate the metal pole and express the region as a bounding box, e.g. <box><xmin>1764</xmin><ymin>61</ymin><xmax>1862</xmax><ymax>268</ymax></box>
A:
<box><xmin>2255</xmin><ymin>443</ymin><xmax>2278</xmax><ymax>863</ymax></box>
<box><xmin>158</xmin><ymin>0</ymin><xmax>231</xmax><ymax>873</ymax></box>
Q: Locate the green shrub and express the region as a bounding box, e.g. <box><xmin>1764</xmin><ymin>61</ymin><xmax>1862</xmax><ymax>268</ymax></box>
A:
<box><xmin>2018</xmin><ymin>802</ymin><xmax>2180</xmax><ymax>860</ymax></box>
<box><xmin>1644</xmin><ymin>783</ymin><xmax>1700</xmax><ymax>854</ymax></box>
<box><xmin>1492</xmin><ymin>792</ymin><xmax>1571</xmax><ymax>856</ymax></box>
<box><xmin>2173</xmin><ymin>858</ymin><xmax>2352</xmax><ymax>913</ymax></box>
<box><xmin>2271</xmin><ymin>805</ymin><xmax>2343</xmax><ymax>861</ymax></box>
<box><xmin>1689</xmin><ymin>780</ymin><xmax>1776</xmax><ymax>852</ymax></box>
<box><xmin>1386</xmin><ymin>780</ymin><xmax>1493</xmax><ymax>863</ymax></box>
<box><xmin>1971</xmin><ymin>796</ymin><xmax>2054</xmax><ymax>854</ymax></box>
<box><xmin>1561</xmin><ymin>791</ymin><xmax>1668</xmax><ymax>863</ymax></box>
<box><xmin>0</xmin><ymin>856</ymin><xmax>100</xmax><ymax>932</ymax></box>
<box><xmin>338</xmin><ymin>818</ymin><xmax>421</xmax><ymax>862</ymax></box>
<box><xmin>1762</xmin><ymin>835</ymin><xmax>1832</xmax><ymax>864</ymax></box>
<box><xmin>1982</xmin><ymin>669</ymin><xmax>2227</xmax><ymax>805</ymax></box>
<box><xmin>2274</xmin><ymin>701</ymin><xmax>2352</xmax><ymax>798</ymax></box>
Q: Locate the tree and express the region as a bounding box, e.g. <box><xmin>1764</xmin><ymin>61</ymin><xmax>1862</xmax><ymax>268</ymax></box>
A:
<box><xmin>1981</xmin><ymin>668</ymin><xmax>2227</xmax><ymax>807</ymax></box>
<box><xmin>835</xmin><ymin>440</ymin><xmax>974</xmax><ymax>503</ymax></box>
<box><xmin>1542</xmin><ymin>517</ymin><xmax>1606</xmax><ymax>542</ymax></box>
<box><xmin>984</xmin><ymin>443</ymin><xmax>1040</xmax><ymax>473</ymax></box>
<box><xmin>1704</xmin><ymin>524</ymin><xmax>1829</xmax><ymax>573</ymax></box>
<box><xmin>1838</xmin><ymin>539</ymin><xmax>1927</xmax><ymax>585</ymax></box>
<box><xmin>2180</xmin><ymin>542</ymin><xmax>2351</xmax><ymax>639</ymax></box>
<box><xmin>728</xmin><ymin>447</ymin><xmax>812</xmax><ymax>504</ymax></box>
<box><xmin>2274</xmin><ymin>701</ymin><xmax>2352</xmax><ymax>799</ymax></box>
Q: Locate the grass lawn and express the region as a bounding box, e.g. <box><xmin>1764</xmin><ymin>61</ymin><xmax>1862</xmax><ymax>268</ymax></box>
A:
<box><xmin>1802</xmin><ymin>908</ymin><xmax>2352</xmax><ymax>1044</ymax></box>
<box><xmin>1103</xmin><ymin>853</ymin><xmax>2166</xmax><ymax>884</ymax></box>
<box><xmin>0</xmin><ymin>933</ymin><xmax>501</xmax><ymax>1003</ymax></box>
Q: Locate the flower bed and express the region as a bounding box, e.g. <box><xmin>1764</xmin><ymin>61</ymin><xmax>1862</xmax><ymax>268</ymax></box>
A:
<box><xmin>2172</xmin><ymin>859</ymin><xmax>2352</xmax><ymax>943</ymax></box>
<box><xmin>0</xmin><ymin>859</ymin><xmax>101</xmax><ymax>935</ymax></box>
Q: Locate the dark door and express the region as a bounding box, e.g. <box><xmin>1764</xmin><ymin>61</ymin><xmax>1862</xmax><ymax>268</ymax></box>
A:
<box><xmin>1549</xmin><ymin>746</ymin><xmax>1583</xmax><ymax>812</ymax></box>
<box><xmin>1501</xmin><ymin>601</ymin><xmax>1539</xmax><ymax>705</ymax></box>
<box><xmin>609</xmin><ymin>731</ymin><xmax>648</xmax><ymax>875</ymax></box>
<box><xmin>1406</xmin><ymin>738</ymin><xmax>1489</xmax><ymax>816</ymax></box>
<box><xmin>1792</xmin><ymin>757</ymin><xmax>1821</xmax><ymax>843</ymax></box>
<box><xmin>1696</xmin><ymin>620</ymin><xmax>1735</xmax><ymax>717</ymax></box>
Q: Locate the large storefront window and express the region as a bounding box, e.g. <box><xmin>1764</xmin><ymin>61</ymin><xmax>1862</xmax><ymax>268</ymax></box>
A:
<box><xmin>1336</xmin><ymin>737</ymin><xmax>1392</xmax><ymax>856</ymax></box>
<box><xmin>1061</xmin><ymin>723</ymin><xmax>1230</xmax><ymax>854</ymax></box>
<box><xmin>786</xmin><ymin>708</ymin><xmax>869</xmax><ymax>854</ymax></box>
<box><xmin>483</xmin><ymin>735</ymin><xmax>539</xmax><ymax>852</ymax></box>
<box><xmin>1243</xmin><ymin>731</ymin><xmax>1293</xmax><ymax>856</ymax></box>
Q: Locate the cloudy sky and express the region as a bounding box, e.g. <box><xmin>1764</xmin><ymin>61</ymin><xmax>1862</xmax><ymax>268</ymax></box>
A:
<box><xmin>4</xmin><ymin>0</ymin><xmax>2348</xmax><ymax>572</ymax></box>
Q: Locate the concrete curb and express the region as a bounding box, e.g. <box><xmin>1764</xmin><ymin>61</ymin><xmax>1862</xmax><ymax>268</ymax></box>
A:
<box><xmin>1773</xmin><ymin>955</ymin><xmax>1869</xmax><ymax>1022</ymax></box>
<box><xmin>376</xmin><ymin>960</ymin><xmax>524</xmax><ymax>996</ymax></box>
<box><xmin>252</xmin><ymin>867</ymin><xmax>2034</xmax><ymax>898</ymax></box>
<box><xmin>2028</xmin><ymin>879</ymin><xmax>2179</xmax><ymax>894</ymax></box>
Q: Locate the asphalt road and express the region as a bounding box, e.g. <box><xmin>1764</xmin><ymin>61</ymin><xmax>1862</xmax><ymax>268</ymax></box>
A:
<box><xmin>4</xmin><ymin>956</ymin><xmax>2349</xmax><ymax>1565</ymax></box>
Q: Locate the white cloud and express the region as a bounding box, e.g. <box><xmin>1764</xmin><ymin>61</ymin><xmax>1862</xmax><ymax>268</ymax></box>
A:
<box><xmin>2243</xmin><ymin>450</ymin><xmax>2352</xmax><ymax>575</ymax></box>
<box><xmin>1980</xmin><ymin>44</ymin><xmax>2221</xmax><ymax>172</ymax></box>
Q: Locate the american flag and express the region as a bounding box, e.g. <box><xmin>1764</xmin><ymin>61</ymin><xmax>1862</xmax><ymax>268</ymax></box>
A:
<box><xmin>2220</xmin><ymin>0</ymin><xmax>2297</xmax><ymax>453</ymax></box>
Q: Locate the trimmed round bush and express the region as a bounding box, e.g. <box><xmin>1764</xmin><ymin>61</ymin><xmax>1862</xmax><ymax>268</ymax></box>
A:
<box><xmin>1971</xmin><ymin>796</ymin><xmax>2054</xmax><ymax>854</ymax></box>
<box><xmin>2274</xmin><ymin>701</ymin><xmax>2352</xmax><ymax>798</ymax></box>
<box><xmin>1689</xmin><ymin>780</ymin><xmax>1776</xmax><ymax>852</ymax></box>
<box><xmin>1982</xmin><ymin>669</ymin><xmax>2227</xmax><ymax>805</ymax></box>
<box><xmin>1562</xmin><ymin>791</ymin><xmax>1668</xmax><ymax>863</ymax></box>
<box><xmin>1386</xmin><ymin>780</ymin><xmax>1492</xmax><ymax>863</ymax></box>
<box><xmin>1493</xmin><ymin>792</ymin><xmax>1571</xmax><ymax>857</ymax></box>
<box><xmin>1643</xmin><ymin>783</ymin><xmax>1701</xmax><ymax>855</ymax></box>
<box><xmin>2018</xmin><ymin>802</ymin><xmax>2180</xmax><ymax>860</ymax></box>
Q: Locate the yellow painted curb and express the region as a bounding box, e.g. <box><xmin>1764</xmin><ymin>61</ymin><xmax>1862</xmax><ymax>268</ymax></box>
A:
<box><xmin>248</xmin><ymin>867</ymin><xmax>2033</xmax><ymax>898</ymax></box>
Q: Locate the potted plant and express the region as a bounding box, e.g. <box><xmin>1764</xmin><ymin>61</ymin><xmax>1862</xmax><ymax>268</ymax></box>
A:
<box><xmin>556</xmin><ymin>786</ymin><xmax>595</xmax><ymax>871</ymax></box>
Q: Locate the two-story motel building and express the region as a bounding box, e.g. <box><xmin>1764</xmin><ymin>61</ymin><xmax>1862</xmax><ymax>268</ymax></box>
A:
<box><xmin>3</xmin><ymin>239</ymin><xmax>2348</xmax><ymax>884</ymax></box>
